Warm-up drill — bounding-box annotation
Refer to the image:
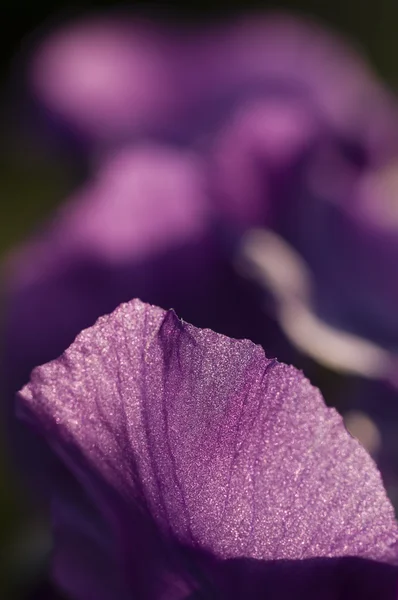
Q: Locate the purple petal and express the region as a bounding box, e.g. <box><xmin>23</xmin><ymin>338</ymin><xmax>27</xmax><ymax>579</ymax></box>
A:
<box><xmin>188</xmin><ymin>14</ymin><xmax>398</xmax><ymax>157</ymax></box>
<box><xmin>194</xmin><ymin>14</ymin><xmax>398</xmax><ymax>240</ymax></box>
<box><xmin>200</xmin><ymin>14</ymin><xmax>398</xmax><ymax>366</ymax></box>
<box><xmin>17</xmin><ymin>299</ymin><xmax>398</xmax><ymax>598</ymax></box>
<box><xmin>280</xmin><ymin>147</ymin><xmax>398</xmax><ymax>355</ymax></box>
<box><xmin>211</xmin><ymin>99</ymin><xmax>319</xmax><ymax>228</ymax></box>
<box><xmin>29</xmin><ymin>16</ymin><xmax>181</xmax><ymax>143</ymax></box>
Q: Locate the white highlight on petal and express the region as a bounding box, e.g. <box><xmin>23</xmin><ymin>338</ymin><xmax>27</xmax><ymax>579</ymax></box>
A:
<box><xmin>239</xmin><ymin>227</ymin><xmax>395</xmax><ymax>379</ymax></box>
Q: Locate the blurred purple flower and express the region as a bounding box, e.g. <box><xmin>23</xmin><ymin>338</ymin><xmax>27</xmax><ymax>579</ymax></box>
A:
<box><xmin>285</xmin><ymin>155</ymin><xmax>398</xmax><ymax>353</ymax></box>
<box><xmin>194</xmin><ymin>16</ymin><xmax>398</xmax><ymax>380</ymax></box>
<box><xmin>20</xmin><ymin>12</ymin><xmax>398</xmax><ymax>370</ymax></box>
<box><xmin>28</xmin><ymin>13</ymin><xmax>398</xmax><ymax>154</ymax></box>
<box><xmin>17</xmin><ymin>299</ymin><xmax>398</xmax><ymax>599</ymax></box>
<box><xmin>29</xmin><ymin>15</ymin><xmax>182</xmax><ymax>146</ymax></box>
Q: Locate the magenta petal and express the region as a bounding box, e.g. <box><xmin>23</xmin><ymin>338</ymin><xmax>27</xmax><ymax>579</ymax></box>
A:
<box><xmin>17</xmin><ymin>299</ymin><xmax>398</xmax><ymax>597</ymax></box>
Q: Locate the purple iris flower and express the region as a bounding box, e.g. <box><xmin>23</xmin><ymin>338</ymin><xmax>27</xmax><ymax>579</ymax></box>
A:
<box><xmin>5</xmin><ymin>11</ymin><xmax>398</xmax><ymax>598</ymax></box>
<box><xmin>17</xmin><ymin>299</ymin><xmax>398</xmax><ymax>599</ymax></box>
<box><xmin>19</xmin><ymin>12</ymin><xmax>398</xmax><ymax>375</ymax></box>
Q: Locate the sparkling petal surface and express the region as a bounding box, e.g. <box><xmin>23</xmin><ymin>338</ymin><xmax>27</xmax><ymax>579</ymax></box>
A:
<box><xmin>17</xmin><ymin>299</ymin><xmax>398</xmax><ymax>598</ymax></box>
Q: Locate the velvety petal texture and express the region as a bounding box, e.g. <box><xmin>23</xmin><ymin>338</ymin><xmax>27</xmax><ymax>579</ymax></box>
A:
<box><xmin>17</xmin><ymin>299</ymin><xmax>398</xmax><ymax>598</ymax></box>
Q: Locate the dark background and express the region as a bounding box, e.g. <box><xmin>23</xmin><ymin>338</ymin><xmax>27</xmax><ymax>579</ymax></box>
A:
<box><xmin>1</xmin><ymin>1</ymin><xmax>398</xmax><ymax>597</ymax></box>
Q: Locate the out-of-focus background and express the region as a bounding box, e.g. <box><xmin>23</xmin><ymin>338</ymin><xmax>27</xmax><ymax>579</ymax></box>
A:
<box><xmin>2</xmin><ymin>1</ymin><xmax>398</xmax><ymax>598</ymax></box>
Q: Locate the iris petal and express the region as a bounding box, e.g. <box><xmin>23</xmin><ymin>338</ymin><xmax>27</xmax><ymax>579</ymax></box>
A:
<box><xmin>17</xmin><ymin>299</ymin><xmax>398</xmax><ymax>598</ymax></box>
